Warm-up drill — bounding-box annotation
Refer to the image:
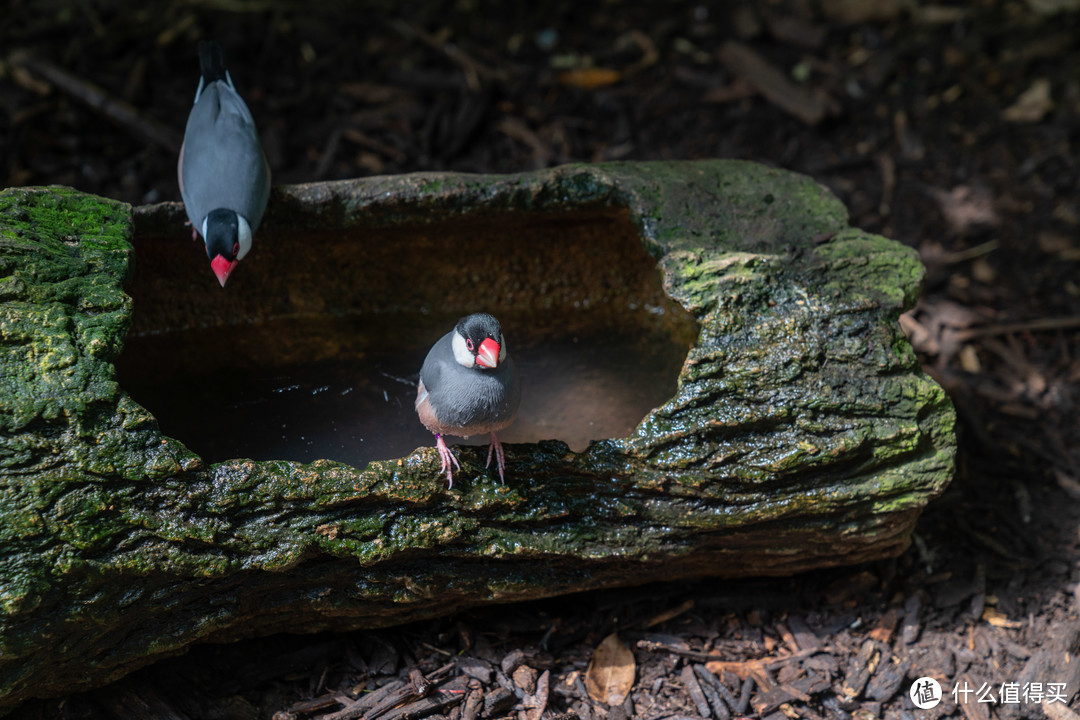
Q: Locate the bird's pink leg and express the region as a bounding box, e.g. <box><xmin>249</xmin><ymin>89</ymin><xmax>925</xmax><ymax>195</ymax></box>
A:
<box><xmin>184</xmin><ymin>219</ymin><xmax>199</xmax><ymax>241</ymax></box>
<box><xmin>486</xmin><ymin>432</ymin><xmax>507</xmax><ymax>483</ymax></box>
<box><xmin>435</xmin><ymin>434</ymin><xmax>460</xmax><ymax>488</ymax></box>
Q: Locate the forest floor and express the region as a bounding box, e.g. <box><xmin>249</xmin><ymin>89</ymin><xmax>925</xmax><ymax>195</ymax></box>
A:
<box><xmin>4</xmin><ymin>1</ymin><xmax>1080</xmax><ymax>719</ymax></box>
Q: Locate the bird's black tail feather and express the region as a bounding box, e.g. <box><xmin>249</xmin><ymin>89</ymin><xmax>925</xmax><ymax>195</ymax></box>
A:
<box><xmin>197</xmin><ymin>40</ymin><xmax>229</xmax><ymax>83</ymax></box>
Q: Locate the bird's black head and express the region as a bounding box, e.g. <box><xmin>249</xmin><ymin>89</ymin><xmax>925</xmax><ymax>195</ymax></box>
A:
<box><xmin>204</xmin><ymin>208</ymin><xmax>240</xmax><ymax>262</ymax></box>
<box><xmin>203</xmin><ymin>208</ymin><xmax>252</xmax><ymax>287</ymax></box>
<box><xmin>453</xmin><ymin>313</ymin><xmax>507</xmax><ymax>369</ymax></box>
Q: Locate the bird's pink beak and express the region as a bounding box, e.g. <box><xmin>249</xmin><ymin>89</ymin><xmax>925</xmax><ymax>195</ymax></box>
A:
<box><xmin>476</xmin><ymin>338</ymin><xmax>500</xmax><ymax>368</ymax></box>
<box><xmin>210</xmin><ymin>255</ymin><xmax>238</xmax><ymax>287</ymax></box>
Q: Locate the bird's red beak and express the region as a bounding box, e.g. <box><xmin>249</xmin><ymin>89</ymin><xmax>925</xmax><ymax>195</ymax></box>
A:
<box><xmin>210</xmin><ymin>255</ymin><xmax>238</xmax><ymax>288</ymax></box>
<box><xmin>476</xmin><ymin>338</ymin><xmax>500</xmax><ymax>368</ymax></box>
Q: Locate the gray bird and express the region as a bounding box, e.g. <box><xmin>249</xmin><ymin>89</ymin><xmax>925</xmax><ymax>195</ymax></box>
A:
<box><xmin>178</xmin><ymin>40</ymin><xmax>270</xmax><ymax>287</ymax></box>
<box><xmin>415</xmin><ymin>313</ymin><xmax>521</xmax><ymax>487</ymax></box>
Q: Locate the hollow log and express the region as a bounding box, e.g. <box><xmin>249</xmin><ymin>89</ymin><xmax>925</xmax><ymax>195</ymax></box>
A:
<box><xmin>0</xmin><ymin>160</ymin><xmax>954</xmax><ymax>712</ymax></box>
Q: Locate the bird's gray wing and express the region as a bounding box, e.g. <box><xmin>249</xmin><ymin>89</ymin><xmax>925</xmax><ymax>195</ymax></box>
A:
<box><xmin>418</xmin><ymin>332</ymin><xmax>454</xmax><ymax>397</ymax></box>
<box><xmin>179</xmin><ymin>82</ymin><xmax>270</xmax><ymax>231</ymax></box>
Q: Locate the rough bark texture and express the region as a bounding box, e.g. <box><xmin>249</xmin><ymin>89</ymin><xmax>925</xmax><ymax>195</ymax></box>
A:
<box><xmin>0</xmin><ymin>160</ymin><xmax>954</xmax><ymax>712</ymax></box>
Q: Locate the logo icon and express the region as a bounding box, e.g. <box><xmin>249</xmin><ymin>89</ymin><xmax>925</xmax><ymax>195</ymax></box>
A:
<box><xmin>910</xmin><ymin>677</ymin><xmax>942</xmax><ymax>709</ymax></box>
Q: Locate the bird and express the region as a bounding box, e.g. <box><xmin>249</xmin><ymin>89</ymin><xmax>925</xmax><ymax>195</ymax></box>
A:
<box><xmin>178</xmin><ymin>40</ymin><xmax>270</xmax><ymax>287</ymax></box>
<box><xmin>415</xmin><ymin>313</ymin><xmax>521</xmax><ymax>488</ymax></box>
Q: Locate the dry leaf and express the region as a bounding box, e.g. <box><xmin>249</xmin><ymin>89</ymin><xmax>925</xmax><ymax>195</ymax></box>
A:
<box><xmin>1038</xmin><ymin>230</ymin><xmax>1073</xmax><ymax>253</ymax></box>
<box><xmin>971</xmin><ymin>257</ymin><xmax>997</xmax><ymax>284</ymax></box>
<box><xmin>585</xmin><ymin>633</ymin><xmax>635</xmax><ymax>706</ymax></box>
<box><xmin>982</xmin><ymin>607</ymin><xmax>1024</xmax><ymax>629</ymax></box>
<box><xmin>929</xmin><ymin>185</ymin><xmax>1000</xmax><ymax>234</ymax></box>
<box><xmin>1038</xmin><ymin>231</ymin><xmax>1080</xmax><ymax>260</ymax></box>
<box><xmin>558</xmin><ymin>67</ymin><xmax>621</xmax><ymax>90</ymax></box>
<box><xmin>1003</xmin><ymin>78</ymin><xmax>1054</xmax><ymax>123</ymax></box>
<box><xmin>958</xmin><ymin>345</ymin><xmax>981</xmax><ymax>373</ymax></box>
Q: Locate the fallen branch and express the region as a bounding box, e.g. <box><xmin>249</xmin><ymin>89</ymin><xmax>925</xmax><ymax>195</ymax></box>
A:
<box><xmin>8</xmin><ymin>51</ymin><xmax>181</xmax><ymax>153</ymax></box>
<box><xmin>637</xmin><ymin>639</ymin><xmax>828</xmax><ymax>680</ymax></box>
<box><xmin>705</xmin><ymin>647</ymin><xmax>828</xmax><ymax>680</ymax></box>
<box><xmin>717</xmin><ymin>41</ymin><xmax>833</xmax><ymax>125</ymax></box>
<box><xmin>389</xmin><ymin>20</ymin><xmax>504</xmax><ymax>92</ymax></box>
<box><xmin>958</xmin><ymin>315</ymin><xmax>1080</xmax><ymax>340</ymax></box>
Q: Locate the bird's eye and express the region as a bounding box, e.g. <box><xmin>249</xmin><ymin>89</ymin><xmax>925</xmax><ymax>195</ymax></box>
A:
<box><xmin>466</xmin><ymin>339</ymin><xmax>474</xmax><ymax>351</ymax></box>
<box><xmin>232</xmin><ymin>242</ymin><xmax>240</xmax><ymax>257</ymax></box>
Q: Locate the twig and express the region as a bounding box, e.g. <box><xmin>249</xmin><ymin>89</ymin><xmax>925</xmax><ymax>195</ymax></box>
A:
<box><xmin>635</xmin><ymin>639</ymin><xmax>723</xmax><ymax>661</ymax></box>
<box><xmin>643</xmin><ymin>598</ymin><xmax>695</xmax><ymax>629</ymax></box>
<box><xmin>735</xmin><ymin>675</ymin><xmax>754</xmax><ymax>716</ymax></box>
<box><xmin>8</xmin><ymin>51</ymin><xmax>182</xmax><ymax>153</ymax></box>
<box><xmin>692</xmin><ymin>665</ymin><xmax>732</xmax><ymax>720</ymax></box>
<box><xmin>707</xmin><ymin>647</ymin><xmax>826</xmax><ymax>681</ymax></box>
<box><xmin>343</xmin><ymin>128</ymin><xmax>408</xmax><ymax>164</ymax></box>
<box><xmin>286</xmin><ymin>693</ymin><xmax>348</xmax><ymax>715</ymax></box>
<box><xmin>317</xmin><ymin>680</ymin><xmax>405</xmax><ymax>720</ymax></box>
<box><xmin>957</xmin><ymin>314</ymin><xmax>1080</xmax><ymax>340</ymax></box>
<box><xmin>638</xmin><ymin>639</ymin><xmax>827</xmax><ymax>677</ymax></box>
<box><xmin>717</xmin><ymin>40</ymin><xmax>831</xmax><ymax>125</ymax></box>
<box><xmin>389</xmin><ymin>20</ymin><xmax>502</xmax><ymax>92</ymax></box>
<box><xmin>315</xmin><ymin>664</ymin><xmax>457</xmax><ymax>720</ymax></box>
<box><xmin>313</xmin><ymin>126</ymin><xmax>344</xmax><ymax>179</ymax></box>
<box><xmin>878</xmin><ymin>152</ymin><xmax>896</xmax><ymax>215</ymax></box>
<box><xmin>371</xmin><ymin>675</ymin><xmax>469</xmax><ymax>720</ymax></box>
<box><xmin>936</xmin><ymin>239</ymin><xmax>999</xmax><ymax>264</ymax></box>
<box><xmin>679</xmin><ymin>665</ymin><xmax>712</xmax><ymax>719</ymax></box>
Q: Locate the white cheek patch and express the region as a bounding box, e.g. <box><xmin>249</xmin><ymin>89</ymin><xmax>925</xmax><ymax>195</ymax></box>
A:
<box><xmin>237</xmin><ymin>215</ymin><xmax>252</xmax><ymax>260</ymax></box>
<box><xmin>201</xmin><ymin>217</ymin><xmax>208</xmax><ymax>241</ymax></box>
<box><xmin>452</xmin><ymin>332</ymin><xmax>475</xmax><ymax>367</ymax></box>
<box><xmin>499</xmin><ymin>334</ymin><xmax>507</xmax><ymax>363</ymax></box>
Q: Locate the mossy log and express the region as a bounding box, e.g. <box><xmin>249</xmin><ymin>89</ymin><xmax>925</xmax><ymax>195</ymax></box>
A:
<box><xmin>0</xmin><ymin>160</ymin><xmax>954</xmax><ymax>712</ymax></box>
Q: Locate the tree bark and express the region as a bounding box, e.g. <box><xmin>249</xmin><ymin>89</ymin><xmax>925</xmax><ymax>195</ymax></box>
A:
<box><xmin>0</xmin><ymin>160</ymin><xmax>954</xmax><ymax>713</ymax></box>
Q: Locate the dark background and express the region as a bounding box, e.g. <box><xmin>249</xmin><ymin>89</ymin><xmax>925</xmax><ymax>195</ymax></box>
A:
<box><xmin>4</xmin><ymin>1</ymin><xmax>1080</xmax><ymax>718</ymax></box>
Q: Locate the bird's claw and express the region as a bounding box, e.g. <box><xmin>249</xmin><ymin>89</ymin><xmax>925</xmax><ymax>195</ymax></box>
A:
<box><xmin>435</xmin><ymin>434</ymin><xmax>460</xmax><ymax>488</ymax></box>
<box><xmin>435</xmin><ymin>434</ymin><xmax>506</xmax><ymax>488</ymax></box>
<box><xmin>486</xmin><ymin>432</ymin><xmax>506</xmax><ymax>484</ymax></box>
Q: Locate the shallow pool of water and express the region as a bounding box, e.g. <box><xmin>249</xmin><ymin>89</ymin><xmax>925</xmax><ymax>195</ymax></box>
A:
<box><xmin>118</xmin><ymin>310</ymin><xmax>690</xmax><ymax>466</ymax></box>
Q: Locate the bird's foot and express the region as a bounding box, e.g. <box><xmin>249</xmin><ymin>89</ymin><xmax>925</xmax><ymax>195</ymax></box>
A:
<box><xmin>485</xmin><ymin>432</ymin><xmax>506</xmax><ymax>483</ymax></box>
<box><xmin>435</xmin><ymin>434</ymin><xmax>460</xmax><ymax>488</ymax></box>
<box><xmin>184</xmin><ymin>220</ymin><xmax>199</xmax><ymax>242</ymax></box>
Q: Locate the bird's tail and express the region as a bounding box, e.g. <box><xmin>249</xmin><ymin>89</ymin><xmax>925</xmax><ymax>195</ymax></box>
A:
<box><xmin>197</xmin><ymin>40</ymin><xmax>230</xmax><ymax>84</ymax></box>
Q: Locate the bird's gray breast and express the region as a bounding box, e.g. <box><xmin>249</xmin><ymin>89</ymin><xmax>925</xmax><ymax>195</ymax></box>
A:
<box><xmin>420</xmin><ymin>334</ymin><xmax>520</xmax><ymax>431</ymax></box>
